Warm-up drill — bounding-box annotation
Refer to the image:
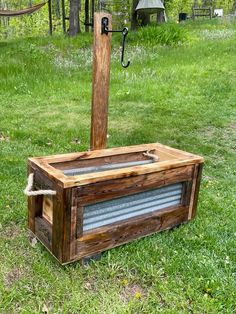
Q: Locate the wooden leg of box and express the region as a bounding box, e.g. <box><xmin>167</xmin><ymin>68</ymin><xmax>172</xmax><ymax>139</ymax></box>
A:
<box><xmin>52</xmin><ymin>188</ymin><xmax>68</xmax><ymax>263</ymax></box>
<box><xmin>188</xmin><ymin>163</ymin><xmax>203</xmax><ymax>220</ymax></box>
<box><xmin>52</xmin><ymin>187</ymin><xmax>77</xmax><ymax>264</ymax></box>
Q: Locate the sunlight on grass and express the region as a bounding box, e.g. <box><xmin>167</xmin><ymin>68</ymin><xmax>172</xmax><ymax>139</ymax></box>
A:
<box><xmin>0</xmin><ymin>19</ymin><xmax>236</xmax><ymax>313</ymax></box>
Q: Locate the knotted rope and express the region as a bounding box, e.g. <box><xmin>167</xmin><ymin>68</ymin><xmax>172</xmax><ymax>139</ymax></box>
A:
<box><xmin>143</xmin><ymin>150</ymin><xmax>159</xmax><ymax>162</ymax></box>
<box><xmin>24</xmin><ymin>173</ymin><xmax>56</xmax><ymax>196</ymax></box>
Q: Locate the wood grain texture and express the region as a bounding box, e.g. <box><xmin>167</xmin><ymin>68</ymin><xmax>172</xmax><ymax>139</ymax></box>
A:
<box><xmin>188</xmin><ymin>163</ymin><xmax>203</xmax><ymax>219</ymax></box>
<box><xmin>30</xmin><ymin>142</ymin><xmax>202</xmax><ymax>163</ymax></box>
<box><xmin>76</xmin><ymin>165</ymin><xmax>194</xmax><ymax>205</ymax></box>
<box><xmin>51</xmin><ymin>150</ymin><xmax>157</xmax><ymax>171</ymax></box>
<box><xmin>76</xmin><ymin>206</ymin><xmax>188</xmax><ymax>259</ymax></box>
<box><xmin>28</xmin><ymin>165</ymin><xmax>43</xmax><ymax>233</ymax></box>
<box><xmin>90</xmin><ymin>12</ymin><xmax>112</xmax><ymax>150</ymax></box>
<box><xmin>52</xmin><ymin>187</ymin><xmax>72</xmax><ymax>263</ymax></box>
<box><xmin>27</xmin><ymin>143</ymin><xmax>204</xmax><ymax>264</ymax></box>
<box><xmin>29</xmin><ymin>143</ymin><xmax>203</xmax><ymax>188</ymax></box>
<box><xmin>35</xmin><ymin>217</ymin><xmax>52</xmax><ymax>250</ymax></box>
<box><xmin>42</xmin><ymin>196</ymin><xmax>53</xmax><ymax>224</ymax></box>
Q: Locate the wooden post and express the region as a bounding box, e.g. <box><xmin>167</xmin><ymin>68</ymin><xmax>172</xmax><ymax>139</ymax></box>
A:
<box><xmin>48</xmin><ymin>0</ymin><xmax>53</xmax><ymax>35</ymax></box>
<box><xmin>90</xmin><ymin>12</ymin><xmax>112</xmax><ymax>150</ymax></box>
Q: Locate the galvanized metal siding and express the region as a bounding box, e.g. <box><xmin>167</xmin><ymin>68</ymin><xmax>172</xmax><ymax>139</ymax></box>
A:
<box><xmin>63</xmin><ymin>160</ymin><xmax>153</xmax><ymax>176</ymax></box>
<box><xmin>83</xmin><ymin>183</ymin><xmax>183</xmax><ymax>231</ymax></box>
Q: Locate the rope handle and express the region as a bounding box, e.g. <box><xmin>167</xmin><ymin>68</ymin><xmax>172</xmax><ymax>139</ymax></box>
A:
<box><xmin>143</xmin><ymin>150</ymin><xmax>159</xmax><ymax>162</ymax></box>
<box><xmin>24</xmin><ymin>173</ymin><xmax>56</xmax><ymax>196</ymax></box>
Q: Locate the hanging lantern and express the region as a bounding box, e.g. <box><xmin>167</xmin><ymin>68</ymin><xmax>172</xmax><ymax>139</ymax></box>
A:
<box><xmin>136</xmin><ymin>0</ymin><xmax>165</xmax><ymax>14</ymax></box>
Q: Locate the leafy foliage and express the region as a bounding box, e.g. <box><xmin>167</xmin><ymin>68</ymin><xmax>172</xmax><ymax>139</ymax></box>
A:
<box><xmin>130</xmin><ymin>23</ymin><xmax>190</xmax><ymax>46</ymax></box>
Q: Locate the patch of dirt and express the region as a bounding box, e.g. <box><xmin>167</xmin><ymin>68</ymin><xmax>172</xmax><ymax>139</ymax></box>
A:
<box><xmin>120</xmin><ymin>283</ymin><xmax>146</xmax><ymax>303</ymax></box>
<box><xmin>0</xmin><ymin>224</ymin><xmax>21</xmax><ymax>240</ymax></box>
<box><xmin>229</xmin><ymin>123</ymin><xmax>236</xmax><ymax>130</ymax></box>
<box><xmin>4</xmin><ymin>267</ymin><xmax>23</xmax><ymax>288</ymax></box>
<box><xmin>0</xmin><ymin>132</ymin><xmax>10</xmax><ymax>142</ymax></box>
<box><xmin>84</xmin><ymin>277</ymin><xmax>99</xmax><ymax>292</ymax></box>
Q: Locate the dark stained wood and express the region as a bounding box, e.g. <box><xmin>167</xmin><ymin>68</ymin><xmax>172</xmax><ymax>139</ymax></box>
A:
<box><xmin>51</xmin><ymin>150</ymin><xmax>157</xmax><ymax>171</ymax></box>
<box><xmin>76</xmin><ymin>206</ymin><xmax>189</xmax><ymax>259</ymax></box>
<box><xmin>181</xmin><ymin>180</ymin><xmax>193</xmax><ymax>206</ymax></box>
<box><xmin>70</xmin><ymin>189</ymin><xmax>80</xmax><ymax>258</ymax></box>
<box><xmin>190</xmin><ymin>163</ymin><xmax>203</xmax><ymax>219</ymax></box>
<box><xmin>35</xmin><ymin>217</ymin><xmax>52</xmax><ymax>250</ymax></box>
<box><xmin>27</xmin><ymin>143</ymin><xmax>204</xmax><ymax>264</ymax></box>
<box><xmin>28</xmin><ymin>165</ymin><xmax>43</xmax><ymax>233</ymax></box>
<box><xmin>52</xmin><ymin>187</ymin><xmax>72</xmax><ymax>263</ymax></box>
<box><xmin>90</xmin><ymin>12</ymin><xmax>112</xmax><ymax>150</ymax></box>
<box><xmin>76</xmin><ymin>165</ymin><xmax>194</xmax><ymax>205</ymax></box>
<box><xmin>29</xmin><ymin>143</ymin><xmax>203</xmax><ymax>189</ymax></box>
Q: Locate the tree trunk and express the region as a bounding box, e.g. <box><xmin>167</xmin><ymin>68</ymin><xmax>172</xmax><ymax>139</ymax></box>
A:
<box><xmin>131</xmin><ymin>0</ymin><xmax>139</xmax><ymax>30</ymax></box>
<box><xmin>85</xmin><ymin>0</ymin><xmax>89</xmax><ymax>32</ymax></box>
<box><xmin>157</xmin><ymin>0</ymin><xmax>165</xmax><ymax>24</ymax></box>
<box><xmin>69</xmin><ymin>0</ymin><xmax>81</xmax><ymax>36</ymax></box>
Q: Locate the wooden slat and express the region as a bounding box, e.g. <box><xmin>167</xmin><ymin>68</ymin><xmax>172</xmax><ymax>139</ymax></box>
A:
<box><xmin>188</xmin><ymin>163</ymin><xmax>203</xmax><ymax>219</ymax></box>
<box><xmin>70</xmin><ymin>189</ymin><xmax>80</xmax><ymax>258</ymax></box>
<box><xmin>76</xmin><ymin>165</ymin><xmax>194</xmax><ymax>205</ymax></box>
<box><xmin>35</xmin><ymin>217</ymin><xmax>52</xmax><ymax>250</ymax></box>
<box><xmin>30</xmin><ymin>142</ymin><xmax>202</xmax><ymax>163</ymax></box>
<box><xmin>29</xmin><ymin>143</ymin><xmax>203</xmax><ymax>188</ymax></box>
<box><xmin>52</xmin><ymin>187</ymin><xmax>72</xmax><ymax>263</ymax></box>
<box><xmin>51</xmin><ymin>149</ymin><xmax>158</xmax><ymax>171</ymax></box>
<box><xmin>63</xmin><ymin>158</ymin><xmax>203</xmax><ymax>188</ymax></box>
<box><xmin>28</xmin><ymin>165</ymin><xmax>43</xmax><ymax>233</ymax></box>
<box><xmin>76</xmin><ymin>205</ymin><xmax>188</xmax><ymax>259</ymax></box>
<box><xmin>90</xmin><ymin>12</ymin><xmax>112</xmax><ymax>150</ymax></box>
<box><xmin>42</xmin><ymin>196</ymin><xmax>53</xmax><ymax>224</ymax></box>
<box><xmin>29</xmin><ymin>159</ymin><xmax>66</xmax><ymax>188</ymax></box>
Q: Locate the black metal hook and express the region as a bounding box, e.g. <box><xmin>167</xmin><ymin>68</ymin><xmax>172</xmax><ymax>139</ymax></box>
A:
<box><xmin>101</xmin><ymin>17</ymin><xmax>130</xmax><ymax>69</ymax></box>
<box><xmin>121</xmin><ymin>28</ymin><xmax>130</xmax><ymax>68</ymax></box>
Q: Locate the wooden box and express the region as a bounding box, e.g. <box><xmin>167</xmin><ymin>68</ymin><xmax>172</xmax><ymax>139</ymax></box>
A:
<box><xmin>27</xmin><ymin>142</ymin><xmax>203</xmax><ymax>264</ymax></box>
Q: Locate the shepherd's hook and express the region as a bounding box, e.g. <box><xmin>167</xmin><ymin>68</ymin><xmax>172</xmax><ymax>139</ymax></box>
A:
<box><xmin>121</xmin><ymin>28</ymin><xmax>130</xmax><ymax>68</ymax></box>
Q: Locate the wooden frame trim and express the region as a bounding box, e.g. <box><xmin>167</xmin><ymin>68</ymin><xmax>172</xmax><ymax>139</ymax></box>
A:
<box><xmin>74</xmin><ymin>205</ymin><xmax>189</xmax><ymax>260</ymax></box>
<box><xmin>28</xmin><ymin>142</ymin><xmax>203</xmax><ymax>188</ymax></box>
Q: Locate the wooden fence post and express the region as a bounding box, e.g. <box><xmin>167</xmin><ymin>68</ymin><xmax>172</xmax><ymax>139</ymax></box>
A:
<box><xmin>90</xmin><ymin>12</ymin><xmax>112</xmax><ymax>150</ymax></box>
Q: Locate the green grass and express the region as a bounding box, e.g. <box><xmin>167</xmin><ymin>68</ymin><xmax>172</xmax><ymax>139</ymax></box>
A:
<box><xmin>0</xmin><ymin>20</ymin><xmax>236</xmax><ymax>313</ymax></box>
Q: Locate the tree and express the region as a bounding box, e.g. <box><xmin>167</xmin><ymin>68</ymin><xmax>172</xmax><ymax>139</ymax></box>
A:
<box><xmin>131</xmin><ymin>0</ymin><xmax>139</xmax><ymax>29</ymax></box>
<box><xmin>69</xmin><ymin>0</ymin><xmax>81</xmax><ymax>36</ymax></box>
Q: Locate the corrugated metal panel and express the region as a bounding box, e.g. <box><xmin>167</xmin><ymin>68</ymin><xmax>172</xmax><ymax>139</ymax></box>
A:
<box><xmin>83</xmin><ymin>183</ymin><xmax>183</xmax><ymax>231</ymax></box>
<box><xmin>63</xmin><ymin>160</ymin><xmax>153</xmax><ymax>176</ymax></box>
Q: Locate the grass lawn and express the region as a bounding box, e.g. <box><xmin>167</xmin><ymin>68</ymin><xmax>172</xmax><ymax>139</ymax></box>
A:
<box><xmin>0</xmin><ymin>19</ymin><xmax>236</xmax><ymax>313</ymax></box>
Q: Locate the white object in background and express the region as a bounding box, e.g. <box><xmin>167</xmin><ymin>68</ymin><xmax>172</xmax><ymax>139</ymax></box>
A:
<box><xmin>214</xmin><ymin>9</ymin><xmax>223</xmax><ymax>17</ymax></box>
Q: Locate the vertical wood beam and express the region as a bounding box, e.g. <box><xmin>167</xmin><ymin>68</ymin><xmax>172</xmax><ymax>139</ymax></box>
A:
<box><xmin>188</xmin><ymin>163</ymin><xmax>203</xmax><ymax>220</ymax></box>
<box><xmin>90</xmin><ymin>12</ymin><xmax>112</xmax><ymax>150</ymax></box>
<box><xmin>52</xmin><ymin>187</ymin><xmax>72</xmax><ymax>263</ymax></box>
<box><xmin>28</xmin><ymin>165</ymin><xmax>43</xmax><ymax>233</ymax></box>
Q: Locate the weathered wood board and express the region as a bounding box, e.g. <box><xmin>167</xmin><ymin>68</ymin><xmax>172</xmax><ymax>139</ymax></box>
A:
<box><xmin>27</xmin><ymin>143</ymin><xmax>204</xmax><ymax>264</ymax></box>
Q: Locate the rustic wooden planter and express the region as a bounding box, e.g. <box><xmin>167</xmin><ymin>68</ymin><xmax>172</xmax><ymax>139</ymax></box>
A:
<box><xmin>27</xmin><ymin>142</ymin><xmax>203</xmax><ymax>264</ymax></box>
